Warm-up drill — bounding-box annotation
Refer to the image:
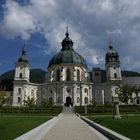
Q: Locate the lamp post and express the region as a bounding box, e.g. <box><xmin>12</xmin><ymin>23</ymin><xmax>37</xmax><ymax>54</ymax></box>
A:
<box><xmin>112</xmin><ymin>97</ymin><xmax>121</xmax><ymax>119</ymax></box>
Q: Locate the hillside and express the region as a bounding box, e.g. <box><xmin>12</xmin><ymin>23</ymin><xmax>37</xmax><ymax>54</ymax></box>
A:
<box><xmin>1</xmin><ymin>69</ymin><xmax>140</xmax><ymax>84</ymax></box>
<box><xmin>0</xmin><ymin>69</ymin><xmax>46</xmax><ymax>84</ymax></box>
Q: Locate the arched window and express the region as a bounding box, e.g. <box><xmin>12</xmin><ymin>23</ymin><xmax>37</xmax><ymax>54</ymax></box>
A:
<box><xmin>19</xmin><ymin>73</ymin><xmax>22</xmax><ymax>78</ymax></box>
<box><xmin>77</xmin><ymin>69</ymin><xmax>80</xmax><ymax>81</ymax></box>
<box><xmin>17</xmin><ymin>97</ymin><xmax>21</xmax><ymax>103</ymax></box>
<box><xmin>66</xmin><ymin>69</ymin><xmax>70</xmax><ymax>81</ymax></box>
<box><xmin>56</xmin><ymin>69</ymin><xmax>60</xmax><ymax>81</ymax></box>
<box><xmin>66</xmin><ymin>87</ymin><xmax>71</xmax><ymax>95</ymax></box>
<box><xmin>18</xmin><ymin>88</ymin><xmax>21</xmax><ymax>95</ymax></box>
<box><xmin>84</xmin><ymin>88</ymin><xmax>88</xmax><ymax>96</ymax></box>
<box><xmin>77</xmin><ymin>97</ymin><xmax>80</xmax><ymax>103</ymax></box>
<box><xmin>84</xmin><ymin>97</ymin><xmax>88</xmax><ymax>104</ymax></box>
<box><xmin>114</xmin><ymin>73</ymin><xmax>117</xmax><ymax>78</ymax></box>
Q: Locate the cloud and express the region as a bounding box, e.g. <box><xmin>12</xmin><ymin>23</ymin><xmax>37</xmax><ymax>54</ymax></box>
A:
<box><xmin>0</xmin><ymin>1</ymin><xmax>36</xmax><ymax>39</ymax></box>
<box><xmin>1</xmin><ymin>0</ymin><xmax>140</xmax><ymax>71</ymax></box>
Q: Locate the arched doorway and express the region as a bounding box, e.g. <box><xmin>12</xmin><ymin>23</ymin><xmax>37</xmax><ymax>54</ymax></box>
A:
<box><xmin>65</xmin><ymin>96</ymin><xmax>72</xmax><ymax>107</ymax></box>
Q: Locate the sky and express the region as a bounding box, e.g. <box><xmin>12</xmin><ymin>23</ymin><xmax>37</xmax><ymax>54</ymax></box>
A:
<box><xmin>0</xmin><ymin>0</ymin><xmax>140</xmax><ymax>74</ymax></box>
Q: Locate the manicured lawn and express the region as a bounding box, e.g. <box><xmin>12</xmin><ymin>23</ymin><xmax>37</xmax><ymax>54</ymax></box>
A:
<box><xmin>0</xmin><ymin>116</ymin><xmax>52</xmax><ymax>140</ymax></box>
<box><xmin>87</xmin><ymin>115</ymin><xmax>140</xmax><ymax>140</ymax></box>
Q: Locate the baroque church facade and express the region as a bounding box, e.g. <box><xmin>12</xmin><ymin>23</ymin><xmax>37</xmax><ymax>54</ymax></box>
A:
<box><xmin>12</xmin><ymin>29</ymin><xmax>139</xmax><ymax>107</ymax></box>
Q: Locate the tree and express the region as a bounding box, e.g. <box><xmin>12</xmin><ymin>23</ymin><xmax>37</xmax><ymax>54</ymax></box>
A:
<box><xmin>90</xmin><ymin>99</ymin><xmax>96</xmax><ymax>113</ymax></box>
<box><xmin>115</xmin><ymin>84</ymin><xmax>134</xmax><ymax>104</ymax></box>
<box><xmin>42</xmin><ymin>98</ymin><xmax>53</xmax><ymax>107</ymax></box>
<box><xmin>23</xmin><ymin>96</ymin><xmax>36</xmax><ymax>112</ymax></box>
<box><xmin>0</xmin><ymin>90</ymin><xmax>8</xmax><ymax>108</ymax></box>
<box><xmin>0</xmin><ymin>90</ymin><xmax>9</xmax><ymax>116</ymax></box>
<box><xmin>90</xmin><ymin>99</ymin><xmax>96</xmax><ymax>107</ymax></box>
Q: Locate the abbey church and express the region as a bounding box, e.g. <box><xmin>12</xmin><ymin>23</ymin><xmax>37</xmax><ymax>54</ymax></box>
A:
<box><xmin>11</xmin><ymin>29</ymin><xmax>140</xmax><ymax>106</ymax></box>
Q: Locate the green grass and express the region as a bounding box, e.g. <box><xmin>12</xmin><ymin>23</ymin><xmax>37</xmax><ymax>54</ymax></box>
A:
<box><xmin>87</xmin><ymin>115</ymin><xmax>140</xmax><ymax>140</ymax></box>
<box><xmin>0</xmin><ymin>116</ymin><xmax>52</xmax><ymax>140</ymax></box>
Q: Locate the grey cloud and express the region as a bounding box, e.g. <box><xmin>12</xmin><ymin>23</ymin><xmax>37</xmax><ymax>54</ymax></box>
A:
<box><xmin>1</xmin><ymin>0</ymin><xmax>140</xmax><ymax>71</ymax></box>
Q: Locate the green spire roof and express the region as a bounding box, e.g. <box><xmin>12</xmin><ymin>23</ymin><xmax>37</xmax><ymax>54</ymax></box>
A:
<box><xmin>18</xmin><ymin>44</ymin><xmax>29</xmax><ymax>63</ymax></box>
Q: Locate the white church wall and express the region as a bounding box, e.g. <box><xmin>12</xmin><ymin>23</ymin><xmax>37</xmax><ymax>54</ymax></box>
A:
<box><xmin>93</xmin><ymin>84</ymin><xmax>112</xmax><ymax>104</ymax></box>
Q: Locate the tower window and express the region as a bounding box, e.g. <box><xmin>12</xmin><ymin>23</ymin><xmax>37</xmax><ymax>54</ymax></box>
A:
<box><xmin>114</xmin><ymin>67</ymin><xmax>116</xmax><ymax>69</ymax></box>
<box><xmin>66</xmin><ymin>69</ymin><xmax>71</xmax><ymax>81</ymax></box>
<box><xmin>18</xmin><ymin>88</ymin><xmax>21</xmax><ymax>95</ymax></box>
<box><xmin>56</xmin><ymin>69</ymin><xmax>60</xmax><ymax>81</ymax></box>
<box><xmin>114</xmin><ymin>73</ymin><xmax>117</xmax><ymax>78</ymax></box>
<box><xmin>19</xmin><ymin>73</ymin><xmax>22</xmax><ymax>78</ymax></box>
<box><xmin>95</xmin><ymin>72</ymin><xmax>99</xmax><ymax>76</ymax></box>
<box><xmin>17</xmin><ymin>97</ymin><xmax>21</xmax><ymax>103</ymax></box>
<box><xmin>77</xmin><ymin>69</ymin><xmax>80</xmax><ymax>81</ymax></box>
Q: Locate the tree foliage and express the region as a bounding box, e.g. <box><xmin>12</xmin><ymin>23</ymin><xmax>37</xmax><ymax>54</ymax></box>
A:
<box><xmin>23</xmin><ymin>96</ymin><xmax>36</xmax><ymax>108</ymax></box>
<box><xmin>90</xmin><ymin>98</ymin><xmax>96</xmax><ymax>107</ymax></box>
<box><xmin>0</xmin><ymin>90</ymin><xmax>8</xmax><ymax>108</ymax></box>
<box><xmin>115</xmin><ymin>84</ymin><xmax>134</xmax><ymax>104</ymax></box>
<box><xmin>42</xmin><ymin>98</ymin><xmax>53</xmax><ymax>107</ymax></box>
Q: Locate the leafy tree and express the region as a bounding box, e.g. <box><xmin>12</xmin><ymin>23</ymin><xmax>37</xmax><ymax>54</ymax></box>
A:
<box><xmin>42</xmin><ymin>98</ymin><xmax>53</xmax><ymax>107</ymax></box>
<box><xmin>90</xmin><ymin>99</ymin><xmax>96</xmax><ymax>113</ymax></box>
<box><xmin>23</xmin><ymin>96</ymin><xmax>36</xmax><ymax>112</ymax></box>
<box><xmin>115</xmin><ymin>84</ymin><xmax>134</xmax><ymax>104</ymax></box>
<box><xmin>0</xmin><ymin>90</ymin><xmax>9</xmax><ymax>116</ymax></box>
<box><xmin>0</xmin><ymin>90</ymin><xmax>8</xmax><ymax>108</ymax></box>
<box><xmin>90</xmin><ymin>99</ymin><xmax>96</xmax><ymax>107</ymax></box>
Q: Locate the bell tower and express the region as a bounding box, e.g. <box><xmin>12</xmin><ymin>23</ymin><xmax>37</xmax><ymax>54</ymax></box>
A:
<box><xmin>105</xmin><ymin>43</ymin><xmax>122</xmax><ymax>82</ymax></box>
<box><xmin>14</xmin><ymin>44</ymin><xmax>30</xmax><ymax>82</ymax></box>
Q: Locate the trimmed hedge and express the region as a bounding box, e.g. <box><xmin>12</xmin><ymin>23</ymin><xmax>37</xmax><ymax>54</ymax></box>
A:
<box><xmin>0</xmin><ymin>106</ymin><xmax>62</xmax><ymax>114</ymax></box>
<box><xmin>74</xmin><ymin>105</ymin><xmax>140</xmax><ymax>114</ymax></box>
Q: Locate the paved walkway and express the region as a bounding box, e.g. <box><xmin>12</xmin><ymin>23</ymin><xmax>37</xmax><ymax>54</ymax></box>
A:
<box><xmin>42</xmin><ymin>107</ymin><xmax>108</xmax><ymax>140</ymax></box>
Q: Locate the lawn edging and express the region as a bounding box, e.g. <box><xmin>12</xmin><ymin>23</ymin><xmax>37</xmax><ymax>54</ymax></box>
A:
<box><xmin>15</xmin><ymin>113</ymin><xmax>62</xmax><ymax>140</ymax></box>
<box><xmin>76</xmin><ymin>113</ymin><xmax>131</xmax><ymax>140</ymax></box>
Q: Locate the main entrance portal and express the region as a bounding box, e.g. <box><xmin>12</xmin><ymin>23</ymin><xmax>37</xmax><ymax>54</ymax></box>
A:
<box><xmin>65</xmin><ymin>97</ymin><xmax>72</xmax><ymax>107</ymax></box>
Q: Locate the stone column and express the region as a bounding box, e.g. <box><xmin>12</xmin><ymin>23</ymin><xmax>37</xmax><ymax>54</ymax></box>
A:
<box><xmin>80</xmin><ymin>84</ymin><xmax>83</xmax><ymax>106</ymax></box>
<box><xmin>62</xmin><ymin>85</ymin><xmax>65</xmax><ymax>105</ymax></box>
<box><xmin>72</xmin><ymin>84</ymin><xmax>75</xmax><ymax>106</ymax></box>
<box><xmin>54</xmin><ymin>89</ymin><xmax>56</xmax><ymax>105</ymax></box>
<box><xmin>101</xmin><ymin>90</ymin><xmax>105</xmax><ymax>105</ymax></box>
<box><xmin>112</xmin><ymin>97</ymin><xmax>121</xmax><ymax>119</ymax></box>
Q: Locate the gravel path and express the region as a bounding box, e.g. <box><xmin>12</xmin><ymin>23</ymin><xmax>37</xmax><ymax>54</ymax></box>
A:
<box><xmin>42</xmin><ymin>107</ymin><xmax>108</xmax><ymax>140</ymax></box>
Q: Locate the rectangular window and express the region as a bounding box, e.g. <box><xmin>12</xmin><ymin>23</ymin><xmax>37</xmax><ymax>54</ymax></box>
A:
<box><xmin>19</xmin><ymin>73</ymin><xmax>22</xmax><ymax>78</ymax></box>
<box><xmin>114</xmin><ymin>73</ymin><xmax>117</xmax><ymax>78</ymax></box>
<box><xmin>95</xmin><ymin>72</ymin><xmax>99</xmax><ymax>76</ymax></box>
<box><xmin>18</xmin><ymin>97</ymin><xmax>21</xmax><ymax>103</ymax></box>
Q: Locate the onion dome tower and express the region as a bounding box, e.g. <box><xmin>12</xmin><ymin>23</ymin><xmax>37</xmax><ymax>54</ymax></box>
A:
<box><xmin>46</xmin><ymin>27</ymin><xmax>89</xmax><ymax>82</ymax></box>
<box><xmin>48</xmin><ymin>27</ymin><xmax>87</xmax><ymax>68</ymax></box>
<box><xmin>14</xmin><ymin>44</ymin><xmax>30</xmax><ymax>82</ymax></box>
<box><xmin>105</xmin><ymin>43</ymin><xmax>122</xmax><ymax>81</ymax></box>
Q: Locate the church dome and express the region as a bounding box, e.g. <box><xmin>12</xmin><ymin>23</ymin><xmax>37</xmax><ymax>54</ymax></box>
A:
<box><xmin>48</xmin><ymin>29</ymin><xmax>87</xmax><ymax>68</ymax></box>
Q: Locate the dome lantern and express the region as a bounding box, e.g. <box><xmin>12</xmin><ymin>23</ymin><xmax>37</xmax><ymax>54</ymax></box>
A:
<box><xmin>61</xmin><ymin>27</ymin><xmax>73</xmax><ymax>51</ymax></box>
